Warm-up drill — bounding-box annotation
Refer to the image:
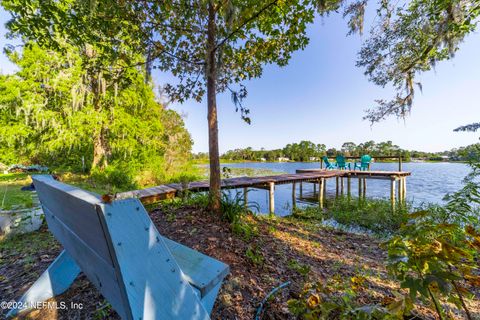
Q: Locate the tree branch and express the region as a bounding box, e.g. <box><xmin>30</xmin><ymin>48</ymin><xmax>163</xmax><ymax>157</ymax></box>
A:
<box><xmin>214</xmin><ymin>0</ymin><xmax>278</xmax><ymax>51</ymax></box>
<box><xmin>149</xmin><ymin>40</ymin><xmax>205</xmax><ymax>65</ymax></box>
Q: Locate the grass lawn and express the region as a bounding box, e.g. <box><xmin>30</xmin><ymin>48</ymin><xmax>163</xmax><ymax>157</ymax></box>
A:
<box><xmin>0</xmin><ymin>173</ymin><xmax>34</xmax><ymax>210</ymax></box>
<box><xmin>0</xmin><ymin>172</ymin><xmax>131</xmax><ymax>211</ymax></box>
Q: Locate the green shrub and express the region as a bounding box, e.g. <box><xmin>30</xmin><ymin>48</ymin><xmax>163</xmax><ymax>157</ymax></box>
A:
<box><xmin>291</xmin><ymin>206</ymin><xmax>323</xmax><ymax>220</ymax></box>
<box><xmin>385</xmin><ymin>211</ymin><xmax>480</xmax><ymax>320</ymax></box>
<box><xmin>326</xmin><ymin>197</ymin><xmax>410</xmax><ymax>235</ymax></box>
<box><xmin>245</xmin><ymin>245</ymin><xmax>264</xmax><ymax>266</ymax></box>
<box><xmin>220</xmin><ymin>191</ymin><xmax>247</xmax><ymax>223</ymax></box>
<box><xmin>90</xmin><ymin>164</ymin><xmax>137</xmax><ymax>192</ymax></box>
<box><xmin>183</xmin><ymin>192</ymin><xmax>210</xmax><ymax>208</ymax></box>
<box><xmin>288</xmin><ymin>279</ymin><xmax>403</xmax><ymax>319</ymax></box>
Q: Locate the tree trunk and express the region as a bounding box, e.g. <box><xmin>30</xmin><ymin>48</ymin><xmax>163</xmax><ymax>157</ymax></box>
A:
<box><xmin>92</xmin><ymin>128</ymin><xmax>108</xmax><ymax>170</ymax></box>
<box><xmin>90</xmin><ymin>70</ymin><xmax>109</xmax><ymax>170</ymax></box>
<box><xmin>207</xmin><ymin>1</ymin><xmax>221</xmax><ymax>214</ymax></box>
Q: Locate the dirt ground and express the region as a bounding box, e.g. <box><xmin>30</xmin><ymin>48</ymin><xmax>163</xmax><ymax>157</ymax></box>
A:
<box><xmin>0</xmin><ymin>204</ymin><xmax>477</xmax><ymax>319</ymax></box>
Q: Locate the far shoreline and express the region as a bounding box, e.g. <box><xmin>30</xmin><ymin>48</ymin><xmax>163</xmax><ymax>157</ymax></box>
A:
<box><xmin>193</xmin><ymin>159</ymin><xmax>468</xmax><ymax>165</ymax></box>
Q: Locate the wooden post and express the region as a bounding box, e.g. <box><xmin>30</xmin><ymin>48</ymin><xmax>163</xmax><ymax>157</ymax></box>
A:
<box><xmin>313</xmin><ymin>182</ymin><xmax>317</xmax><ymax>194</ymax></box>
<box><xmin>390</xmin><ymin>178</ymin><xmax>396</xmax><ymax>210</ymax></box>
<box><xmin>300</xmin><ymin>182</ymin><xmax>303</xmax><ymax>198</ymax></box>
<box><xmin>403</xmin><ymin>178</ymin><xmax>407</xmax><ymax>202</ymax></box>
<box><xmin>398</xmin><ymin>178</ymin><xmax>403</xmax><ymax>204</ymax></box>
<box><xmin>320</xmin><ymin>160</ymin><xmax>323</xmax><ymax>169</ymax></box>
<box><xmin>244</xmin><ymin>187</ymin><xmax>248</xmax><ymax>209</ymax></box>
<box><xmin>358</xmin><ymin>177</ymin><xmax>362</xmax><ymax>198</ymax></box>
<box><xmin>269</xmin><ymin>182</ymin><xmax>275</xmax><ymax>215</ymax></box>
<box><xmin>323</xmin><ymin>178</ymin><xmax>327</xmax><ymax>199</ymax></box>
<box><xmin>398</xmin><ymin>154</ymin><xmax>402</xmax><ymax>172</ymax></box>
<box><xmin>336</xmin><ymin>176</ymin><xmax>339</xmax><ymax>198</ymax></box>
<box><xmin>292</xmin><ymin>182</ymin><xmax>296</xmax><ymax>209</ymax></box>
<box><xmin>319</xmin><ymin>178</ymin><xmax>324</xmax><ymax>209</ymax></box>
<box><xmin>340</xmin><ymin>177</ymin><xmax>344</xmax><ymax>196</ymax></box>
<box><xmin>347</xmin><ymin>176</ymin><xmax>351</xmax><ymax>199</ymax></box>
<box><xmin>363</xmin><ymin>178</ymin><xmax>367</xmax><ymax>199</ymax></box>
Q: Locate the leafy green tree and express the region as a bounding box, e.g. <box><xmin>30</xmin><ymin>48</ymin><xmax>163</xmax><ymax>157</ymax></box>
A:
<box><xmin>356</xmin><ymin>140</ymin><xmax>375</xmax><ymax>155</ymax></box>
<box><xmin>341</xmin><ymin>142</ymin><xmax>357</xmax><ymax>156</ymax></box>
<box><xmin>0</xmin><ymin>43</ymin><xmax>192</xmax><ymax>183</ymax></box>
<box><xmin>3</xmin><ymin>0</ymin><xmax>147</xmax><ymax>169</ymax></box>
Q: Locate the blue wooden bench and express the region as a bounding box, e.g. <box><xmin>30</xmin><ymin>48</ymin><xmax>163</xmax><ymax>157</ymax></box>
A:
<box><xmin>7</xmin><ymin>175</ymin><xmax>229</xmax><ymax>319</ymax></box>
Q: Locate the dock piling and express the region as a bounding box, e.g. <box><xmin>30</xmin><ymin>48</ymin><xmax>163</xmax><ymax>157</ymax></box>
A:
<box><xmin>363</xmin><ymin>178</ymin><xmax>367</xmax><ymax>199</ymax></box>
<box><xmin>269</xmin><ymin>182</ymin><xmax>275</xmax><ymax>215</ymax></box>
<box><xmin>336</xmin><ymin>176</ymin><xmax>339</xmax><ymax>198</ymax></box>
<box><xmin>323</xmin><ymin>178</ymin><xmax>327</xmax><ymax>199</ymax></box>
<box><xmin>358</xmin><ymin>178</ymin><xmax>362</xmax><ymax>198</ymax></box>
<box><xmin>292</xmin><ymin>182</ymin><xmax>297</xmax><ymax>209</ymax></box>
<box><xmin>244</xmin><ymin>187</ymin><xmax>248</xmax><ymax>209</ymax></box>
<box><xmin>347</xmin><ymin>176</ymin><xmax>351</xmax><ymax>199</ymax></box>
<box><xmin>398</xmin><ymin>178</ymin><xmax>403</xmax><ymax>205</ymax></box>
<box><xmin>390</xmin><ymin>178</ymin><xmax>396</xmax><ymax>209</ymax></box>
<box><xmin>319</xmin><ymin>178</ymin><xmax>324</xmax><ymax>209</ymax></box>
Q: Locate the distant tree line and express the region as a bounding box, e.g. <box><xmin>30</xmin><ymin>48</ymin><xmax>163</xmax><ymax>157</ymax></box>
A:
<box><xmin>192</xmin><ymin>141</ymin><xmax>480</xmax><ymax>162</ymax></box>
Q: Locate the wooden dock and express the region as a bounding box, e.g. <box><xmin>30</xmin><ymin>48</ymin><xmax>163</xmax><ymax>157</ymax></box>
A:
<box><xmin>116</xmin><ymin>169</ymin><xmax>411</xmax><ymax>213</ymax></box>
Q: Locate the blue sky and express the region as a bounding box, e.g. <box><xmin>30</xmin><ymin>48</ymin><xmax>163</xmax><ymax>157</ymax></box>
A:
<box><xmin>1</xmin><ymin>7</ymin><xmax>479</xmax><ymax>153</ymax></box>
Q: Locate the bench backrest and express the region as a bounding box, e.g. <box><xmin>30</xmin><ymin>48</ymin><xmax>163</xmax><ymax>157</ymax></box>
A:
<box><xmin>335</xmin><ymin>155</ymin><xmax>346</xmax><ymax>166</ymax></box>
<box><xmin>33</xmin><ymin>175</ymin><xmax>211</xmax><ymax>320</ymax></box>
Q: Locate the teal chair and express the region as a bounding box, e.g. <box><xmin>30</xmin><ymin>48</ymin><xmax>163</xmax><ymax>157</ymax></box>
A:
<box><xmin>322</xmin><ymin>156</ymin><xmax>336</xmax><ymax>169</ymax></box>
<box><xmin>354</xmin><ymin>155</ymin><xmax>372</xmax><ymax>171</ymax></box>
<box><xmin>335</xmin><ymin>155</ymin><xmax>351</xmax><ymax>170</ymax></box>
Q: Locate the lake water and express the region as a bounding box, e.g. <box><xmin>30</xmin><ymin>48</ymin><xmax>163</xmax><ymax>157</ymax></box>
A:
<box><xmin>221</xmin><ymin>162</ymin><xmax>471</xmax><ymax>216</ymax></box>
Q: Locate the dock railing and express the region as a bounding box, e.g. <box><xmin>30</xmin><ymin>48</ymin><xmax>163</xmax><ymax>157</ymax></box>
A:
<box><xmin>320</xmin><ymin>155</ymin><xmax>404</xmax><ymax>171</ymax></box>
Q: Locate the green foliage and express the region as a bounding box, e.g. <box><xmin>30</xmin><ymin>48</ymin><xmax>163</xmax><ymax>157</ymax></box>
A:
<box><xmin>287</xmin><ymin>259</ymin><xmax>311</xmax><ymax>279</ymax></box>
<box><xmin>89</xmin><ymin>164</ymin><xmax>137</xmax><ymax>192</ymax></box>
<box><xmin>385</xmin><ymin>212</ymin><xmax>479</xmax><ymax>319</ymax></box>
<box><xmin>288</xmin><ymin>280</ymin><xmax>401</xmax><ymax>320</ymax></box>
<box><xmin>291</xmin><ymin>206</ymin><xmax>324</xmax><ymax>220</ymax></box>
<box><xmin>218</xmin><ymin>140</ymin><xmax>467</xmax><ymax>162</ymax></box>
<box><xmin>220</xmin><ymin>190</ymin><xmax>260</xmax><ymax>241</ymax></box>
<box><xmin>290</xmin><ymin>197</ymin><xmax>410</xmax><ymax>235</ymax></box>
<box><xmin>231</xmin><ymin>219</ymin><xmax>258</xmax><ymax>242</ymax></box>
<box><xmin>93</xmin><ymin>301</ymin><xmax>113</xmax><ymax>320</ymax></box>
<box><xmin>0</xmin><ymin>173</ymin><xmax>33</xmax><ymax>210</ymax></box>
<box><xmin>182</xmin><ymin>192</ymin><xmax>211</xmax><ymax>208</ymax></box>
<box><xmin>326</xmin><ymin>197</ymin><xmax>410</xmax><ymax>235</ymax></box>
<box><xmin>245</xmin><ymin>245</ymin><xmax>264</xmax><ymax>266</ymax></box>
<box><xmin>0</xmin><ymin>43</ymin><xmax>193</xmax><ymax>184</ymax></box>
<box><xmin>385</xmin><ymin>168</ymin><xmax>480</xmax><ymax>319</ymax></box>
<box><xmin>0</xmin><ymin>226</ymin><xmax>58</xmax><ymax>257</ymax></box>
<box><xmin>453</xmin><ymin>143</ymin><xmax>480</xmax><ymax>162</ymax></box>
<box><xmin>220</xmin><ymin>191</ymin><xmax>248</xmax><ymax>224</ymax></box>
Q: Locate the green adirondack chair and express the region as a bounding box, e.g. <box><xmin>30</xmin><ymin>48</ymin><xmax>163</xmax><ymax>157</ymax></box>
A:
<box><xmin>335</xmin><ymin>155</ymin><xmax>351</xmax><ymax>170</ymax></box>
<box><xmin>322</xmin><ymin>156</ymin><xmax>336</xmax><ymax>169</ymax></box>
<box><xmin>354</xmin><ymin>155</ymin><xmax>372</xmax><ymax>171</ymax></box>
